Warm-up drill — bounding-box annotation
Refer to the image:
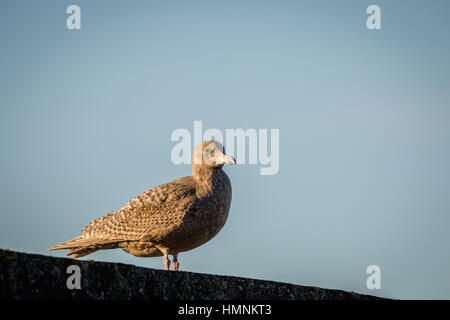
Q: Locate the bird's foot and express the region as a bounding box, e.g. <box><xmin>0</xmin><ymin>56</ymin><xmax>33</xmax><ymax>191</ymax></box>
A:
<box><xmin>172</xmin><ymin>254</ymin><xmax>179</xmax><ymax>271</ymax></box>
<box><xmin>163</xmin><ymin>254</ymin><xmax>171</xmax><ymax>270</ymax></box>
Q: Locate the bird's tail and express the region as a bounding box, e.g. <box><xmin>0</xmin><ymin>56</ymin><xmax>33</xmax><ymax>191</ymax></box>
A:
<box><xmin>48</xmin><ymin>236</ymin><xmax>121</xmax><ymax>258</ymax></box>
<box><xmin>48</xmin><ymin>236</ymin><xmax>86</xmax><ymax>251</ymax></box>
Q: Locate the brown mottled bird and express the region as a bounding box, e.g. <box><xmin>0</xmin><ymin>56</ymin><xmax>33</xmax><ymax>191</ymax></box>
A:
<box><xmin>49</xmin><ymin>140</ymin><xmax>236</xmax><ymax>271</ymax></box>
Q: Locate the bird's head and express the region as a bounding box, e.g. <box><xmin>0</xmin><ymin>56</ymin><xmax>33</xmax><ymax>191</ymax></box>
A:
<box><xmin>192</xmin><ymin>140</ymin><xmax>236</xmax><ymax>168</ymax></box>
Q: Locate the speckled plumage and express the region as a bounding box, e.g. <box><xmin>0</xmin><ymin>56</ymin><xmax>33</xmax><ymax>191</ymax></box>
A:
<box><xmin>49</xmin><ymin>141</ymin><xmax>236</xmax><ymax>270</ymax></box>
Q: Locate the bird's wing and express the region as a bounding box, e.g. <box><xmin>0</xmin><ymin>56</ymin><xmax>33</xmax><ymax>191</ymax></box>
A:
<box><xmin>79</xmin><ymin>177</ymin><xmax>198</xmax><ymax>242</ymax></box>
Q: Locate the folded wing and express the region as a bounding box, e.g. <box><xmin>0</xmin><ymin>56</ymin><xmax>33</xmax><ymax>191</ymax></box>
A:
<box><xmin>49</xmin><ymin>177</ymin><xmax>197</xmax><ymax>253</ymax></box>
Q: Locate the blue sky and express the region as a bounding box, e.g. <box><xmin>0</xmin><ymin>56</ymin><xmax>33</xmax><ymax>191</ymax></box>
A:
<box><xmin>1</xmin><ymin>0</ymin><xmax>449</xmax><ymax>299</ymax></box>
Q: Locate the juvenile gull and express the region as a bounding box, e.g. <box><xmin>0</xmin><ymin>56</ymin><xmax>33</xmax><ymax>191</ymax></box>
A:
<box><xmin>49</xmin><ymin>140</ymin><xmax>236</xmax><ymax>271</ymax></box>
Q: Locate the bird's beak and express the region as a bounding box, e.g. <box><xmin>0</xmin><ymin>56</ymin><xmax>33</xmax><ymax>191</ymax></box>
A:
<box><xmin>222</xmin><ymin>154</ymin><xmax>236</xmax><ymax>165</ymax></box>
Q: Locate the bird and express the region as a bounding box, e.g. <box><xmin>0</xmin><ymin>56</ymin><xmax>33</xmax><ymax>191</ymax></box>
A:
<box><xmin>48</xmin><ymin>140</ymin><xmax>236</xmax><ymax>271</ymax></box>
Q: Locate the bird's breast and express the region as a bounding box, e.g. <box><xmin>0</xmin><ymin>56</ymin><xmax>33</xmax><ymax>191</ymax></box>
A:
<box><xmin>166</xmin><ymin>170</ymin><xmax>232</xmax><ymax>253</ymax></box>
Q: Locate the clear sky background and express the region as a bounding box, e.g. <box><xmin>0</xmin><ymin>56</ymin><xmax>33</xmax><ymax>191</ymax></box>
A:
<box><xmin>1</xmin><ymin>0</ymin><xmax>449</xmax><ymax>299</ymax></box>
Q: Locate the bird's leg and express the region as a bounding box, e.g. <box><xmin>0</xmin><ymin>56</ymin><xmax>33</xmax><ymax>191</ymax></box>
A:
<box><xmin>172</xmin><ymin>254</ymin><xmax>179</xmax><ymax>271</ymax></box>
<box><xmin>163</xmin><ymin>251</ymin><xmax>171</xmax><ymax>270</ymax></box>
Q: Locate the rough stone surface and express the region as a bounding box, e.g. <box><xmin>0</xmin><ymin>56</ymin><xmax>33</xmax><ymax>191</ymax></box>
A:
<box><xmin>0</xmin><ymin>249</ymin><xmax>383</xmax><ymax>300</ymax></box>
